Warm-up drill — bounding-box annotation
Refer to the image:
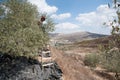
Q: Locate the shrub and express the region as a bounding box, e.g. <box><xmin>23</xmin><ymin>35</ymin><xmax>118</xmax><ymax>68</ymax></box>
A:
<box><xmin>84</xmin><ymin>53</ymin><xmax>100</xmax><ymax>68</ymax></box>
<box><xmin>100</xmin><ymin>47</ymin><xmax>120</xmax><ymax>80</ymax></box>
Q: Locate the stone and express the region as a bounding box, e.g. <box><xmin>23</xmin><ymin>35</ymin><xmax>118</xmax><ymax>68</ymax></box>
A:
<box><xmin>0</xmin><ymin>54</ymin><xmax>62</xmax><ymax>80</ymax></box>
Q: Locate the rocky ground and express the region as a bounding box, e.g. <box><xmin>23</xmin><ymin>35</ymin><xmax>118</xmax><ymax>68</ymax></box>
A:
<box><xmin>0</xmin><ymin>54</ymin><xmax>63</xmax><ymax>80</ymax></box>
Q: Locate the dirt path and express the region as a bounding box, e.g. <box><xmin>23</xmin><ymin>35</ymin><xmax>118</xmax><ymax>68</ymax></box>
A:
<box><xmin>51</xmin><ymin>47</ymin><xmax>101</xmax><ymax>80</ymax></box>
<box><xmin>51</xmin><ymin>47</ymin><xmax>116</xmax><ymax>80</ymax></box>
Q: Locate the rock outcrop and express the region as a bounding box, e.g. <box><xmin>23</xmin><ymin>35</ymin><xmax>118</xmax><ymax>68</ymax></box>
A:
<box><xmin>0</xmin><ymin>54</ymin><xmax>62</xmax><ymax>80</ymax></box>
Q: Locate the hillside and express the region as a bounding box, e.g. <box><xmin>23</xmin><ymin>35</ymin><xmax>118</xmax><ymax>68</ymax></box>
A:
<box><xmin>73</xmin><ymin>34</ymin><xmax>120</xmax><ymax>49</ymax></box>
<box><xmin>51</xmin><ymin>48</ymin><xmax>96</xmax><ymax>80</ymax></box>
<box><xmin>74</xmin><ymin>36</ymin><xmax>110</xmax><ymax>48</ymax></box>
<box><xmin>51</xmin><ymin>47</ymin><xmax>115</xmax><ymax>80</ymax></box>
<box><xmin>51</xmin><ymin>35</ymin><xmax>118</xmax><ymax>80</ymax></box>
<box><xmin>57</xmin><ymin>35</ymin><xmax>118</xmax><ymax>52</ymax></box>
<box><xmin>50</xmin><ymin>32</ymin><xmax>107</xmax><ymax>44</ymax></box>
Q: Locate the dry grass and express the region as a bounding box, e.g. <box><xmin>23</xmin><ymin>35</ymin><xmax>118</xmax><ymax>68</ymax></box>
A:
<box><xmin>51</xmin><ymin>47</ymin><xmax>97</xmax><ymax>80</ymax></box>
<box><xmin>49</xmin><ymin>35</ymin><xmax>120</xmax><ymax>80</ymax></box>
<box><xmin>51</xmin><ymin>46</ymin><xmax>116</xmax><ymax>80</ymax></box>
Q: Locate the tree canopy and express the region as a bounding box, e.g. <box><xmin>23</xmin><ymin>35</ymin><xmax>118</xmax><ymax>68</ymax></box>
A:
<box><xmin>0</xmin><ymin>0</ymin><xmax>55</xmax><ymax>57</ymax></box>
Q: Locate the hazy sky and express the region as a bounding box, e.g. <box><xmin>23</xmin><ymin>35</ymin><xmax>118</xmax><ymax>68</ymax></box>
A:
<box><xmin>1</xmin><ymin>0</ymin><xmax>117</xmax><ymax>34</ymax></box>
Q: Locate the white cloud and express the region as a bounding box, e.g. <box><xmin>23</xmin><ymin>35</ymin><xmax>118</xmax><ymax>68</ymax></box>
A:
<box><xmin>76</xmin><ymin>5</ymin><xmax>117</xmax><ymax>28</ymax></box>
<box><xmin>28</xmin><ymin>0</ymin><xmax>58</xmax><ymax>14</ymax></box>
<box><xmin>55</xmin><ymin>22</ymin><xmax>81</xmax><ymax>33</ymax></box>
<box><xmin>51</xmin><ymin>13</ymin><xmax>71</xmax><ymax>20</ymax></box>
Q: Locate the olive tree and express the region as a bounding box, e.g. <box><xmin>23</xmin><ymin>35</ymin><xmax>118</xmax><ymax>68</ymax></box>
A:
<box><xmin>0</xmin><ymin>0</ymin><xmax>55</xmax><ymax>57</ymax></box>
<box><xmin>100</xmin><ymin>1</ymin><xmax>120</xmax><ymax>79</ymax></box>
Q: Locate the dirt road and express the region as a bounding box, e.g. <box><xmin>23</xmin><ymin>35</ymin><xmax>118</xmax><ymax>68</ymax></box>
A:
<box><xmin>51</xmin><ymin>47</ymin><xmax>96</xmax><ymax>80</ymax></box>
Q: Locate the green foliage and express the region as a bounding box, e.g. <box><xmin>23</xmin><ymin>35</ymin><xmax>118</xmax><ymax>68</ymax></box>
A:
<box><xmin>0</xmin><ymin>0</ymin><xmax>55</xmax><ymax>57</ymax></box>
<box><xmin>101</xmin><ymin>2</ymin><xmax>120</xmax><ymax>78</ymax></box>
<box><xmin>84</xmin><ymin>53</ymin><xmax>100</xmax><ymax>68</ymax></box>
<box><xmin>99</xmin><ymin>34</ymin><xmax>120</xmax><ymax>80</ymax></box>
<box><xmin>100</xmin><ymin>48</ymin><xmax>120</xmax><ymax>73</ymax></box>
<box><xmin>0</xmin><ymin>6</ymin><xmax>4</xmax><ymax>16</ymax></box>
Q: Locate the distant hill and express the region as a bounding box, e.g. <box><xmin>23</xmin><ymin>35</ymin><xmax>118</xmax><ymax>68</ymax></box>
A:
<box><xmin>74</xmin><ymin>34</ymin><xmax>120</xmax><ymax>48</ymax></box>
<box><xmin>74</xmin><ymin>36</ymin><xmax>110</xmax><ymax>48</ymax></box>
<box><xmin>49</xmin><ymin>32</ymin><xmax>108</xmax><ymax>43</ymax></box>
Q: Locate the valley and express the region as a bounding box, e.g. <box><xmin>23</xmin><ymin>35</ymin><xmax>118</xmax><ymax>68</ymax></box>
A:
<box><xmin>50</xmin><ymin>32</ymin><xmax>117</xmax><ymax>80</ymax></box>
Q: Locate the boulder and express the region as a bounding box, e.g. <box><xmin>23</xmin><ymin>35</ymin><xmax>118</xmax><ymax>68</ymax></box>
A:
<box><xmin>0</xmin><ymin>54</ymin><xmax>62</xmax><ymax>80</ymax></box>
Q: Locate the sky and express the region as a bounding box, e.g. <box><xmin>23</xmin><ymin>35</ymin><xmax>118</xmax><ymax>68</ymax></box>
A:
<box><xmin>0</xmin><ymin>0</ymin><xmax>118</xmax><ymax>34</ymax></box>
<box><xmin>41</xmin><ymin>0</ymin><xmax>116</xmax><ymax>35</ymax></box>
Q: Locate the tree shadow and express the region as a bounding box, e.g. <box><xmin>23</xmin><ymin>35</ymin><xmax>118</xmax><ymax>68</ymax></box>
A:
<box><xmin>0</xmin><ymin>52</ymin><xmax>41</xmax><ymax>80</ymax></box>
<box><xmin>0</xmin><ymin>52</ymin><xmax>63</xmax><ymax>80</ymax></box>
